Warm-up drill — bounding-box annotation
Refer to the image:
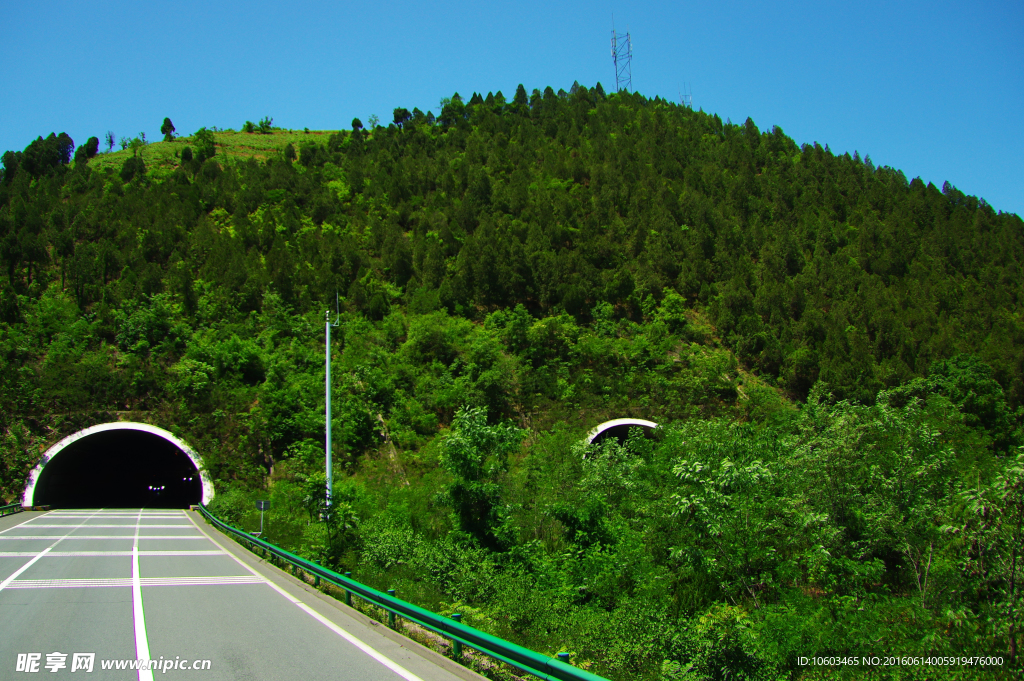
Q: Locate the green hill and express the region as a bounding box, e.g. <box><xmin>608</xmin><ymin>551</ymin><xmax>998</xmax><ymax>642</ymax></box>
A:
<box><xmin>1</xmin><ymin>85</ymin><xmax>1023</xmax><ymax>678</ymax></box>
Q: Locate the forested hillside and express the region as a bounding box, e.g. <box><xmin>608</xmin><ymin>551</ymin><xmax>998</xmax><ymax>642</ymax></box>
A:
<box><xmin>1</xmin><ymin>83</ymin><xmax>1022</xmax><ymax>679</ymax></box>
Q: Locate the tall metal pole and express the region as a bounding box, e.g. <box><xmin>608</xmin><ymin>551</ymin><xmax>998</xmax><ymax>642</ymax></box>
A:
<box><xmin>325</xmin><ymin>311</ymin><xmax>333</xmax><ymax>507</ymax></box>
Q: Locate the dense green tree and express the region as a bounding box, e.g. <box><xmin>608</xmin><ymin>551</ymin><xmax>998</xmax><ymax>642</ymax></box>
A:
<box><xmin>73</xmin><ymin>137</ymin><xmax>100</xmax><ymax>165</ymax></box>
<box><xmin>1</xmin><ymin>150</ymin><xmax>20</xmax><ymax>184</ymax></box>
<box><xmin>438</xmin><ymin>406</ymin><xmax>524</xmax><ymax>549</ymax></box>
<box><xmin>23</xmin><ymin>132</ymin><xmax>74</xmax><ymax>177</ymax></box>
<box><xmin>513</xmin><ymin>83</ymin><xmax>528</xmax><ymax>108</ymax></box>
<box><xmin>192</xmin><ymin>127</ymin><xmax>216</xmax><ymax>162</ymax></box>
<box><xmin>119</xmin><ymin>154</ymin><xmax>145</xmax><ymax>182</ymax></box>
<box><xmin>161</xmin><ymin>117</ymin><xmax>176</xmax><ymax>141</ymax></box>
<box><xmin>392</xmin><ymin>107</ymin><xmax>411</xmax><ymax>129</ymax></box>
<box><xmin>438</xmin><ymin>94</ymin><xmax>465</xmax><ymax>128</ymax></box>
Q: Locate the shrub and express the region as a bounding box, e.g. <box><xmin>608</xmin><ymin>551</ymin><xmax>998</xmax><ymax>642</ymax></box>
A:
<box><xmin>360</xmin><ymin>514</ymin><xmax>420</xmax><ymax>569</ymax></box>
<box><xmin>119</xmin><ymin>155</ymin><xmax>146</xmax><ymax>183</ymax></box>
<box><xmin>192</xmin><ymin>127</ymin><xmax>216</xmax><ymax>162</ymax></box>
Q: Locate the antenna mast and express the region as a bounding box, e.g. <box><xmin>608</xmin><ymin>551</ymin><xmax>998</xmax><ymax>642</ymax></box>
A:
<box><xmin>611</xmin><ymin>22</ymin><xmax>632</xmax><ymax>93</ymax></box>
<box><xmin>680</xmin><ymin>83</ymin><xmax>693</xmax><ymax>109</ymax></box>
<box><xmin>324</xmin><ymin>294</ymin><xmax>340</xmax><ymax>508</ymax></box>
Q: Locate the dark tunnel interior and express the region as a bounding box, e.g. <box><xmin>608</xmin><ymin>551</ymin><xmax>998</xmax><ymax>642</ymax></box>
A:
<box><xmin>34</xmin><ymin>429</ymin><xmax>202</xmax><ymax>508</ymax></box>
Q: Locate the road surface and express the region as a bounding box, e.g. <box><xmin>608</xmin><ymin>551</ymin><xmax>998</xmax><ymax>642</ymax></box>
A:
<box><xmin>0</xmin><ymin>509</ymin><xmax>481</xmax><ymax>680</ymax></box>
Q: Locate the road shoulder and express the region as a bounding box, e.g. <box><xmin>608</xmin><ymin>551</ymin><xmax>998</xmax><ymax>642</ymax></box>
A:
<box><xmin>186</xmin><ymin>510</ymin><xmax>487</xmax><ymax>681</ymax></box>
<box><xmin>0</xmin><ymin>510</ymin><xmax>48</xmax><ymax>534</ymax></box>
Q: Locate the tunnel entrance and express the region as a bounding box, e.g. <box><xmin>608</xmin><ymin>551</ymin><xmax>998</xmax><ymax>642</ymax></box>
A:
<box><xmin>24</xmin><ymin>423</ymin><xmax>213</xmax><ymax>509</ymax></box>
<box><xmin>586</xmin><ymin>418</ymin><xmax>659</xmax><ymax>448</ymax></box>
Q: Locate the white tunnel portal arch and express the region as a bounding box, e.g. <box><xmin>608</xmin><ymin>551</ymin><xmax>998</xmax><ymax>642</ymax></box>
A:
<box><xmin>585</xmin><ymin>418</ymin><xmax>659</xmax><ymax>445</ymax></box>
<box><xmin>22</xmin><ymin>422</ymin><xmax>215</xmax><ymax>506</ymax></box>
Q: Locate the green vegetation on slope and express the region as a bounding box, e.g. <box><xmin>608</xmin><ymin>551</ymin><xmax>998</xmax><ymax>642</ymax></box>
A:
<box><xmin>85</xmin><ymin>127</ymin><xmax>341</xmax><ymax>177</ymax></box>
<box><xmin>1</xmin><ymin>83</ymin><xmax>1022</xmax><ymax>678</ymax></box>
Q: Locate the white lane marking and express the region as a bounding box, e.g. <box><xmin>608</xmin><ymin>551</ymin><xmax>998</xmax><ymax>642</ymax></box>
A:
<box><xmin>183</xmin><ymin>511</ymin><xmax>425</xmax><ymax>681</ymax></box>
<box><xmin>0</xmin><ymin>510</ymin><xmax>101</xmax><ymax>594</ymax></box>
<box><xmin>30</xmin><ymin>513</ymin><xmax>183</xmax><ymax>517</ymax></box>
<box><xmin>0</xmin><ymin>551</ymin><xmax>226</xmax><ymax>557</ymax></box>
<box><xmin>29</xmin><ymin>524</ymin><xmax>193</xmax><ymax>528</ymax></box>
<box><xmin>0</xmin><ymin>535</ymin><xmax>209</xmax><ymax>540</ymax></box>
<box><xmin>0</xmin><ymin>510</ymin><xmax>54</xmax><ymax>535</ymax></box>
<box><xmin>5</xmin><ymin>576</ymin><xmax>266</xmax><ymax>589</ymax></box>
<box><xmin>25</xmin><ymin>511</ymin><xmax>175</xmax><ymax>518</ymax></box>
<box><xmin>133</xmin><ymin>510</ymin><xmax>154</xmax><ymax>681</ymax></box>
<box><xmin>46</xmin><ymin>513</ymin><xmax>183</xmax><ymax>516</ymax></box>
<box><xmin>44</xmin><ymin>517</ymin><xmax>184</xmax><ymax>521</ymax></box>
<box><xmin>0</xmin><ymin>547</ymin><xmax>56</xmax><ymax>591</ymax></box>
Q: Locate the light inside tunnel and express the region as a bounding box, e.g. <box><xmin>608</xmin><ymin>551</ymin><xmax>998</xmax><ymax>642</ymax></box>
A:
<box><xmin>32</xmin><ymin>429</ymin><xmax>203</xmax><ymax>508</ymax></box>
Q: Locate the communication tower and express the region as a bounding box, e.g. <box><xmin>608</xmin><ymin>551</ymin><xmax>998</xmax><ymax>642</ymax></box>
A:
<box><xmin>680</xmin><ymin>83</ymin><xmax>693</xmax><ymax>109</ymax></box>
<box><xmin>611</xmin><ymin>24</ymin><xmax>632</xmax><ymax>93</ymax></box>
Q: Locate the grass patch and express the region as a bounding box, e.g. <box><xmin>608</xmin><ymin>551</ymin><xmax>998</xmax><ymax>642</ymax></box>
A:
<box><xmin>86</xmin><ymin>129</ymin><xmax>343</xmax><ymax>175</ymax></box>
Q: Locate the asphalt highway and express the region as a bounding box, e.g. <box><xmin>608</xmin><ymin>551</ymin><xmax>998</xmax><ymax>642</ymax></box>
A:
<box><xmin>0</xmin><ymin>509</ymin><xmax>481</xmax><ymax>680</ymax></box>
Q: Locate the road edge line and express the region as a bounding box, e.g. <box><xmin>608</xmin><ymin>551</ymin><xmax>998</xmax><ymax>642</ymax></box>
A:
<box><xmin>182</xmin><ymin>510</ymin><xmax>425</xmax><ymax>681</ymax></box>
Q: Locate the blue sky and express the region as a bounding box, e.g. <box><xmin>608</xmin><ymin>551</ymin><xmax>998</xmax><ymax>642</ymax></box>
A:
<box><xmin>3</xmin><ymin>0</ymin><xmax>1021</xmax><ymax>215</ymax></box>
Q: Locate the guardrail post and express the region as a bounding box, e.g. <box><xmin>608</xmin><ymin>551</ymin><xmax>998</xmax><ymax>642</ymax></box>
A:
<box><xmin>387</xmin><ymin>590</ymin><xmax>397</xmax><ymax>628</ymax></box>
<box><xmin>451</xmin><ymin>613</ymin><xmax>462</xmax><ymax>659</ymax></box>
<box><xmin>558</xmin><ymin>653</ymin><xmax>570</xmax><ymax>663</ymax></box>
<box><xmin>344</xmin><ymin>572</ymin><xmax>352</xmax><ymax>606</ymax></box>
<box><xmin>314</xmin><ymin>574</ymin><xmax>320</xmax><ymax>588</ymax></box>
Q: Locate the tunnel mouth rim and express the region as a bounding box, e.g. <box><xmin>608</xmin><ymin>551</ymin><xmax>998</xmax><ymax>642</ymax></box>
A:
<box><xmin>22</xmin><ymin>422</ymin><xmax>214</xmax><ymax>507</ymax></box>
<box><xmin>585</xmin><ymin>418</ymin><xmax>659</xmax><ymax>445</ymax></box>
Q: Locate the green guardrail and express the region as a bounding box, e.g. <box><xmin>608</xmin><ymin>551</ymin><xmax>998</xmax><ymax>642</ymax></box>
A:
<box><xmin>1</xmin><ymin>502</ymin><xmax>24</xmax><ymax>517</ymax></box>
<box><xmin>196</xmin><ymin>505</ymin><xmax>608</xmax><ymax>681</ymax></box>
